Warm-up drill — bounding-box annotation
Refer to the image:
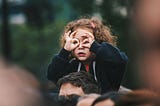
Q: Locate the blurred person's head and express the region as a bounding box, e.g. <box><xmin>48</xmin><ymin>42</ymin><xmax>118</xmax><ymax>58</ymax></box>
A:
<box><xmin>130</xmin><ymin>0</ymin><xmax>160</xmax><ymax>93</ymax></box>
<box><xmin>137</xmin><ymin>49</ymin><xmax>160</xmax><ymax>92</ymax></box>
<box><xmin>0</xmin><ymin>58</ymin><xmax>45</xmax><ymax>106</ymax></box>
<box><xmin>76</xmin><ymin>93</ymin><xmax>100</xmax><ymax>106</ymax></box>
<box><xmin>132</xmin><ymin>0</ymin><xmax>160</xmax><ymax>42</ymax></box>
<box><xmin>57</xmin><ymin>71</ymin><xmax>101</xmax><ymax>96</ymax></box>
<box><xmin>115</xmin><ymin>89</ymin><xmax>160</xmax><ymax>106</ymax></box>
<box><xmin>91</xmin><ymin>91</ymin><xmax>122</xmax><ymax>106</ymax></box>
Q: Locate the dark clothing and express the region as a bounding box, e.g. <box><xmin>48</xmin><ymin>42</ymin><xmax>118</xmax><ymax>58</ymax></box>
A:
<box><xmin>47</xmin><ymin>41</ymin><xmax>128</xmax><ymax>94</ymax></box>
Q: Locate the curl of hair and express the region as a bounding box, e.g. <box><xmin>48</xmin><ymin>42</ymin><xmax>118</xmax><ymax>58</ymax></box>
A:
<box><xmin>60</xmin><ymin>16</ymin><xmax>117</xmax><ymax>47</ymax></box>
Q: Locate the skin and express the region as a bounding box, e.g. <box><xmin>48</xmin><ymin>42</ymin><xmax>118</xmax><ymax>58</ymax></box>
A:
<box><xmin>77</xmin><ymin>98</ymin><xmax>96</xmax><ymax>106</ymax></box>
<box><xmin>64</xmin><ymin>28</ymin><xmax>95</xmax><ymax>64</ymax></box>
<box><xmin>77</xmin><ymin>94</ymin><xmax>100</xmax><ymax>106</ymax></box>
<box><xmin>94</xmin><ymin>99</ymin><xmax>115</xmax><ymax>106</ymax></box>
<box><xmin>59</xmin><ymin>83</ymin><xmax>85</xmax><ymax>96</ymax></box>
<box><xmin>0</xmin><ymin>60</ymin><xmax>42</xmax><ymax>106</ymax></box>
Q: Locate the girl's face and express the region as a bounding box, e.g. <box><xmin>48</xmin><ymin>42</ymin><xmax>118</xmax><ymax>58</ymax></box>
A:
<box><xmin>72</xmin><ymin>28</ymin><xmax>94</xmax><ymax>62</ymax></box>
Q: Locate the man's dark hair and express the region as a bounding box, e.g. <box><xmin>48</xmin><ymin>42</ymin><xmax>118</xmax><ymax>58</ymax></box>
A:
<box><xmin>91</xmin><ymin>91</ymin><xmax>123</xmax><ymax>106</ymax></box>
<box><xmin>51</xmin><ymin>94</ymin><xmax>80</xmax><ymax>106</ymax></box>
<box><xmin>57</xmin><ymin>71</ymin><xmax>101</xmax><ymax>94</ymax></box>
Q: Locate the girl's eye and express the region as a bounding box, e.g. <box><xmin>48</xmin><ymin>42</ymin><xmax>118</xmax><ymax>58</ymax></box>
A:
<box><xmin>73</xmin><ymin>41</ymin><xmax>78</xmax><ymax>44</ymax></box>
<box><xmin>73</xmin><ymin>41</ymin><xmax>76</xmax><ymax>44</ymax></box>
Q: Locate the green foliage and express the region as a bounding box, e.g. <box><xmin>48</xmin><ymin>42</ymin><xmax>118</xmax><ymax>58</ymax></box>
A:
<box><xmin>10</xmin><ymin>20</ymin><xmax>64</xmax><ymax>81</ymax></box>
<box><xmin>99</xmin><ymin>0</ymin><xmax>129</xmax><ymax>50</ymax></box>
<box><xmin>6</xmin><ymin>0</ymin><xmax>72</xmax><ymax>82</ymax></box>
<box><xmin>0</xmin><ymin>0</ymin><xmax>136</xmax><ymax>88</ymax></box>
<box><xmin>23</xmin><ymin>0</ymin><xmax>54</xmax><ymax>28</ymax></box>
<box><xmin>69</xmin><ymin>0</ymin><xmax>94</xmax><ymax>18</ymax></box>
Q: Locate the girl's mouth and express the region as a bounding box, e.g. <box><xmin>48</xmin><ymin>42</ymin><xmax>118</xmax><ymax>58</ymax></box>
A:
<box><xmin>78</xmin><ymin>52</ymin><xmax>86</xmax><ymax>57</ymax></box>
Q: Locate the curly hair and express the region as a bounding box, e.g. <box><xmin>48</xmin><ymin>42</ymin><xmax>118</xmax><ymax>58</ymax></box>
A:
<box><xmin>60</xmin><ymin>16</ymin><xmax>117</xmax><ymax>47</ymax></box>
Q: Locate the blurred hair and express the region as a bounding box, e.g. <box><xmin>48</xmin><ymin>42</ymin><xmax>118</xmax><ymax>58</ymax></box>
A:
<box><xmin>115</xmin><ymin>89</ymin><xmax>160</xmax><ymax>106</ymax></box>
<box><xmin>91</xmin><ymin>91</ymin><xmax>123</xmax><ymax>106</ymax></box>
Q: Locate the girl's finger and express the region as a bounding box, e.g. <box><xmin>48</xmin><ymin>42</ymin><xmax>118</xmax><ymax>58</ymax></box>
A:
<box><xmin>82</xmin><ymin>38</ymin><xmax>90</xmax><ymax>44</ymax></box>
<box><xmin>64</xmin><ymin>30</ymin><xmax>71</xmax><ymax>38</ymax></box>
<box><xmin>70</xmin><ymin>31</ymin><xmax>77</xmax><ymax>38</ymax></box>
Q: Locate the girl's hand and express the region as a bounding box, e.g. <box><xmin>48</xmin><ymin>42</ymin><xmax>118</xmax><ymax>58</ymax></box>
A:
<box><xmin>64</xmin><ymin>31</ymin><xmax>79</xmax><ymax>51</ymax></box>
<box><xmin>82</xmin><ymin>33</ymin><xmax>95</xmax><ymax>48</ymax></box>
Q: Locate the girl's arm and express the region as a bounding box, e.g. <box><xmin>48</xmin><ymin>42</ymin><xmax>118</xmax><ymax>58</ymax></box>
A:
<box><xmin>47</xmin><ymin>48</ymin><xmax>72</xmax><ymax>83</ymax></box>
<box><xmin>90</xmin><ymin>41</ymin><xmax>128</xmax><ymax>63</ymax></box>
<box><xmin>47</xmin><ymin>31</ymin><xmax>79</xmax><ymax>83</ymax></box>
<box><xmin>90</xmin><ymin>41</ymin><xmax>128</xmax><ymax>93</ymax></box>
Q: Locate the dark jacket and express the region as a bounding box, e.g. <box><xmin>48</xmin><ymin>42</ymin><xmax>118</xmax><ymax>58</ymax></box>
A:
<box><xmin>47</xmin><ymin>41</ymin><xmax>128</xmax><ymax>94</ymax></box>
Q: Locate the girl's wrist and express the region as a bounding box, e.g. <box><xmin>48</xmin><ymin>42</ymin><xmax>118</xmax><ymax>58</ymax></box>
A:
<box><xmin>58</xmin><ymin>48</ymin><xmax>71</xmax><ymax>59</ymax></box>
<box><xmin>64</xmin><ymin>45</ymin><xmax>72</xmax><ymax>51</ymax></box>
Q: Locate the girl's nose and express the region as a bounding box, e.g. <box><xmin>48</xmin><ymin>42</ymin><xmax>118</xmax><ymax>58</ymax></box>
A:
<box><xmin>78</xmin><ymin>42</ymin><xmax>84</xmax><ymax>48</ymax></box>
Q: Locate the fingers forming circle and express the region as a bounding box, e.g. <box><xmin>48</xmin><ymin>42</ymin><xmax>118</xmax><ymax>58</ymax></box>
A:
<box><xmin>72</xmin><ymin>38</ymin><xmax>79</xmax><ymax>45</ymax></box>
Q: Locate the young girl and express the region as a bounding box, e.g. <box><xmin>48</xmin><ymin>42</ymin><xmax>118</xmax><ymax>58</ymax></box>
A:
<box><xmin>47</xmin><ymin>16</ymin><xmax>128</xmax><ymax>94</ymax></box>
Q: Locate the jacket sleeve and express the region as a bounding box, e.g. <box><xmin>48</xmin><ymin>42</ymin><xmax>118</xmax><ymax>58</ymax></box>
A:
<box><xmin>47</xmin><ymin>48</ymin><xmax>72</xmax><ymax>84</ymax></box>
<box><xmin>90</xmin><ymin>41</ymin><xmax>128</xmax><ymax>63</ymax></box>
<box><xmin>90</xmin><ymin>41</ymin><xmax>128</xmax><ymax>92</ymax></box>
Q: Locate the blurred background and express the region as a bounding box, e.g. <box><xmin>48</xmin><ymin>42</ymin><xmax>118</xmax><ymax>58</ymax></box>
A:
<box><xmin>0</xmin><ymin>0</ymin><xmax>160</xmax><ymax>92</ymax></box>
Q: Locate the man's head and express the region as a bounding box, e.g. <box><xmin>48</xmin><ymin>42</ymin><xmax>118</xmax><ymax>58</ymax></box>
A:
<box><xmin>57</xmin><ymin>71</ymin><xmax>101</xmax><ymax>96</ymax></box>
